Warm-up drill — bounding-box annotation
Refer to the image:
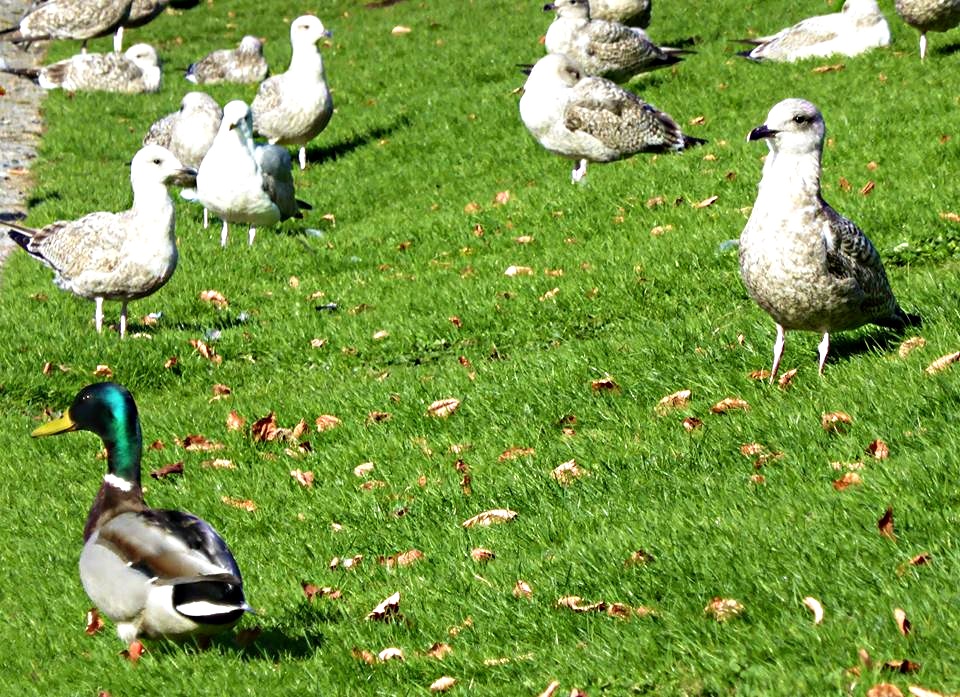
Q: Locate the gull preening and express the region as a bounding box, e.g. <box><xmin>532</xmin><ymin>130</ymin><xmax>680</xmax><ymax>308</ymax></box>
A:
<box><xmin>736</xmin><ymin>0</ymin><xmax>891</xmax><ymax>62</ymax></box>
<box><xmin>186</xmin><ymin>35</ymin><xmax>269</xmax><ymax>85</ymax></box>
<box><xmin>3</xmin><ymin>43</ymin><xmax>162</xmax><ymax>93</ymax></box>
<box><xmin>252</xmin><ymin>15</ymin><xmax>333</xmax><ymax>170</ymax></box>
<box><xmin>5</xmin><ymin>145</ymin><xmax>194</xmax><ymax>338</ymax></box>
<box><xmin>544</xmin><ymin>0</ymin><xmax>685</xmax><ymax>82</ymax></box>
<box><xmin>894</xmin><ymin>0</ymin><xmax>960</xmax><ymax>58</ymax></box>
<box><xmin>196</xmin><ymin>100</ymin><xmax>305</xmax><ymax>247</ymax></box>
<box><xmin>0</xmin><ymin>0</ymin><xmax>132</xmax><ymax>51</ymax></box>
<box><xmin>519</xmin><ymin>53</ymin><xmax>704</xmax><ymax>183</ymax></box>
<box><xmin>589</xmin><ymin>0</ymin><xmax>651</xmax><ymax>28</ymax></box>
<box><xmin>739</xmin><ymin>98</ymin><xmax>919</xmax><ymax>379</ymax></box>
<box><xmin>144</xmin><ymin>91</ymin><xmax>222</xmax><ymax>170</ymax></box>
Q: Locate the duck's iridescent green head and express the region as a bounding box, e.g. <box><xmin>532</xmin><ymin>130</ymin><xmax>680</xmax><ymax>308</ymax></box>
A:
<box><xmin>32</xmin><ymin>382</ymin><xmax>142</xmax><ymax>483</ymax></box>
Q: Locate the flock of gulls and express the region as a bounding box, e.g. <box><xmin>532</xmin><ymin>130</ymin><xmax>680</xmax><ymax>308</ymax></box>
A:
<box><xmin>0</xmin><ymin>0</ymin><xmax>955</xmax><ymax>656</ymax></box>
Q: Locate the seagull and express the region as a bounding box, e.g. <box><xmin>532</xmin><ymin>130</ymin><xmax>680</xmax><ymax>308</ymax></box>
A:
<box><xmin>894</xmin><ymin>0</ymin><xmax>960</xmax><ymax>59</ymax></box>
<box><xmin>544</xmin><ymin>0</ymin><xmax>686</xmax><ymax>83</ymax></box>
<box><xmin>1</xmin><ymin>43</ymin><xmax>162</xmax><ymax>93</ymax></box>
<box><xmin>589</xmin><ymin>0</ymin><xmax>651</xmax><ymax>28</ymax></box>
<box><xmin>185</xmin><ymin>35</ymin><xmax>269</xmax><ymax>85</ymax></box>
<box><xmin>739</xmin><ymin>98</ymin><xmax>920</xmax><ymax>379</ymax></box>
<box><xmin>0</xmin><ymin>0</ymin><xmax>131</xmax><ymax>52</ymax></box>
<box><xmin>5</xmin><ymin>145</ymin><xmax>195</xmax><ymax>338</ymax></box>
<box><xmin>736</xmin><ymin>0</ymin><xmax>891</xmax><ymax>62</ymax></box>
<box><xmin>196</xmin><ymin>100</ymin><xmax>305</xmax><ymax>246</ymax></box>
<box><xmin>519</xmin><ymin>53</ymin><xmax>705</xmax><ymax>183</ymax></box>
<box><xmin>252</xmin><ymin>15</ymin><xmax>333</xmax><ymax>170</ymax></box>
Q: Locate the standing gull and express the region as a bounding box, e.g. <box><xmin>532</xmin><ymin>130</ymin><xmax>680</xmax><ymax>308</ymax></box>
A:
<box><xmin>185</xmin><ymin>36</ymin><xmax>269</xmax><ymax>85</ymax></box>
<box><xmin>196</xmin><ymin>100</ymin><xmax>304</xmax><ymax>247</ymax></box>
<box><xmin>894</xmin><ymin>0</ymin><xmax>960</xmax><ymax>59</ymax></box>
<box><xmin>589</xmin><ymin>0</ymin><xmax>651</xmax><ymax>28</ymax></box>
<box><xmin>519</xmin><ymin>53</ymin><xmax>704</xmax><ymax>183</ymax></box>
<box><xmin>736</xmin><ymin>0</ymin><xmax>891</xmax><ymax>62</ymax></box>
<box><xmin>2</xmin><ymin>43</ymin><xmax>161</xmax><ymax>93</ymax></box>
<box><xmin>739</xmin><ymin>98</ymin><xmax>919</xmax><ymax>379</ymax></box>
<box><xmin>5</xmin><ymin>145</ymin><xmax>194</xmax><ymax>338</ymax></box>
<box><xmin>0</xmin><ymin>0</ymin><xmax>131</xmax><ymax>52</ymax></box>
<box><xmin>252</xmin><ymin>14</ymin><xmax>333</xmax><ymax>170</ymax></box>
<box><xmin>544</xmin><ymin>0</ymin><xmax>686</xmax><ymax>83</ymax></box>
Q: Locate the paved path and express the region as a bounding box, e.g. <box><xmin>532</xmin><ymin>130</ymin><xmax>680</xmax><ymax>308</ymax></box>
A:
<box><xmin>0</xmin><ymin>0</ymin><xmax>45</xmax><ymax>264</ymax></box>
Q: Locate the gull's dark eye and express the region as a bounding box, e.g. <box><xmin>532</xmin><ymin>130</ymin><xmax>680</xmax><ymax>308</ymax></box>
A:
<box><xmin>793</xmin><ymin>114</ymin><xmax>809</xmax><ymax>124</ymax></box>
<box><xmin>153</xmin><ymin>158</ymin><xmax>162</xmax><ymax>165</ymax></box>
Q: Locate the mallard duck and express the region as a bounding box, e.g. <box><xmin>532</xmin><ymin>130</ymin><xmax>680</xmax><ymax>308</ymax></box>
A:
<box><xmin>31</xmin><ymin>382</ymin><xmax>250</xmax><ymax>652</ymax></box>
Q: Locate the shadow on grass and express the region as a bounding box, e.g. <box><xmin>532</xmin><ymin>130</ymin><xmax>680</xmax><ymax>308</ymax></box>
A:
<box><xmin>938</xmin><ymin>41</ymin><xmax>960</xmax><ymax>56</ymax></box>
<box><xmin>305</xmin><ymin>115</ymin><xmax>412</xmax><ymax>166</ymax></box>
<box><xmin>829</xmin><ymin>327</ymin><xmax>912</xmax><ymax>366</ymax></box>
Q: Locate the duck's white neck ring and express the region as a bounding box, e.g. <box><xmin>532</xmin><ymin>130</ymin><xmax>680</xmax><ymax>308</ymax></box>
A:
<box><xmin>103</xmin><ymin>473</ymin><xmax>134</xmax><ymax>492</ymax></box>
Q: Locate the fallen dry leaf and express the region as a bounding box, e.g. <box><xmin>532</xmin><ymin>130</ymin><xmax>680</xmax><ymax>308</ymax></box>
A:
<box><xmin>471</xmin><ymin>547</ymin><xmax>495</xmax><ymax>562</ymax></box>
<box><xmin>539</xmin><ymin>287</ymin><xmax>560</xmax><ymax>302</ymax></box>
<box><xmin>85</xmin><ymin>607</ymin><xmax>104</xmax><ymax>635</ymax></box>
<box><xmin>711</xmin><ymin>397</ymin><xmax>750</xmax><ymax>414</ymax></box>
<box><xmin>538</xmin><ymin>681</ymin><xmax>562</xmax><ymax>697</ymax></box>
<box><xmin>557</xmin><ymin>596</ymin><xmax>606</xmax><ymax>613</ymax></box>
<box><xmin>352</xmin><ymin>647</ymin><xmax>377</xmax><ymax>664</ymax></box>
<box><xmin>590</xmin><ymin>377</ymin><xmax>620</xmax><ymax>392</ymax></box>
<box><xmin>868</xmin><ymin>439</ymin><xmax>890</xmax><ymax>459</ymax></box>
<box><xmin>226</xmin><ymin>410</ymin><xmax>246</xmax><ymax>431</ymax></box>
<box><xmin>813</xmin><ymin>62</ymin><xmax>845</xmax><ymax>73</ymax></box>
<box><xmin>868</xmin><ymin>686</ymin><xmax>904</xmax><ymax>697</ymax></box>
<box><xmin>655</xmin><ymin>389</ymin><xmax>691</xmax><ymax>416</ymax></box>
<box><xmin>821</xmin><ymin>411</ymin><xmax>853</xmax><ymax>433</ymax></box>
<box><xmin>199</xmin><ymin>289</ymin><xmax>228</xmax><ymax>309</ymax></box>
<box><xmin>150</xmin><ymin>461</ymin><xmax>184</xmax><ymax>479</ymax></box>
<box><xmin>189</xmin><ymin>338</ymin><xmax>222</xmax><ymax>364</ymax></box>
<box><xmin>884</xmin><ymin>659</ymin><xmax>921</xmax><ymax>674</ymax></box>
<box><xmin>860</xmin><ymin>180</ymin><xmax>876</xmax><ymax>195</ymax></box>
<box><xmin>504</xmin><ymin>265</ymin><xmax>533</xmax><ymax>277</ymax></box>
<box><xmin>202</xmin><ymin>458</ymin><xmax>235</xmax><ymax>469</ymax></box>
<box><xmin>251</xmin><ymin>412</ymin><xmax>280</xmax><ymax>442</ymax></box>
<box><xmin>693</xmin><ymin>195</ymin><xmax>719</xmax><ymax>208</ymax></box>
<box><xmin>682</xmin><ymin>416</ymin><xmax>703</xmax><ymax>431</ymax></box>
<box><xmin>705</xmin><ymin>597</ymin><xmax>743</xmax><ymax>621</ymax></box>
<box><xmin>93</xmin><ymin>364</ymin><xmax>113</xmax><ymax>378</ymax></box>
<box><xmin>427</xmin><ymin>398</ymin><xmax>460</xmax><ymax>418</ymax></box>
<box><xmin>499</xmin><ymin>446</ymin><xmax>535</xmax><ymax>461</ymax></box>
<box><xmin>221</xmin><ymin>496</ymin><xmax>256</xmax><ymax>512</ymax></box>
<box><xmin>353</xmin><ymin>462</ymin><xmax>375</xmax><ymax>477</ymax></box>
<box><xmin>909</xmin><ymin>552</ymin><xmax>932</xmax><ymax>566</ymax></box>
<box><xmin>552</xmin><ymin>459</ymin><xmax>586</xmax><ymax>484</ymax></box>
<box><xmin>430</xmin><ymin>676</ymin><xmax>457</xmax><ymax>692</ymax></box>
<box><xmin>211</xmin><ymin>383</ymin><xmax>232</xmax><ymax>400</ymax></box>
<box><xmin>330</xmin><ymin>554</ymin><xmax>363</xmax><ymax>571</ymax></box>
<box><xmin>908</xmin><ymin>686</ymin><xmax>949</xmax><ymax>697</ymax></box>
<box><xmin>926</xmin><ymin>351</ymin><xmax>960</xmax><ymax>374</ymax></box>
<box><xmin>833</xmin><ymin>472</ymin><xmax>863</xmax><ymax>491</ymax></box>
<box><xmin>749</xmin><ymin>369</ymin><xmax>772</xmax><ymax>381</ymax></box>
<box><xmin>379</xmin><ymin>549</ymin><xmax>424</xmax><ymax>568</ymax></box>
<box><xmin>391</xmin><ymin>24</ymin><xmax>411</xmax><ymax>34</ymax></box>
<box><xmin>803</xmin><ymin>596</ymin><xmax>824</xmax><ymax>625</ymax></box>
<box><xmin>513</xmin><ymin>579</ymin><xmax>533</xmax><ymax>598</ymax></box>
<box><xmin>315</xmin><ymin>414</ymin><xmax>342</xmax><ymax>431</ymax></box>
<box><xmin>302</xmin><ymin>583</ymin><xmax>342</xmax><ymax>601</ymax></box>
<box><xmin>778</xmin><ymin>368</ymin><xmax>798</xmax><ymax>389</ymax></box>
<box><xmin>894</xmin><ymin>607</ymin><xmax>911</xmax><ymax>636</ymax></box>
<box><xmin>366</xmin><ymin>591</ymin><xmax>401</xmax><ymax>621</ymax></box>
<box><xmin>120</xmin><ymin>640</ymin><xmax>145</xmax><ymax>664</ymax></box>
<box><xmin>290</xmin><ymin>469</ymin><xmax>314</xmax><ymax>488</ymax></box>
<box><xmin>378</xmin><ymin>647</ymin><xmax>404</xmax><ymax>662</ymax></box>
<box><xmin>427</xmin><ymin>642</ymin><xmax>453</xmax><ymax>660</ymax></box>
<box><xmin>878</xmin><ymin>506</ymin><xmax>896</xmax><ymax>540</ymax></box>
<box><xmin>180</xmin><ymin>434</ymin><xmax>225</xmax><ymax>451</ymax></box>
<box><xmin>898</xmin><ymin>336</ymin><xmax>926</xmax><ymax>359</ymax></box>
<box><xmin>493</xmin><ymin>190</ymin><xmax>511</xmax><ymax>205</ymax></box>
<box><xmin>462</xmin><ymin>509</ymin><xmax>517</xmax><ymax>527</ymax></box>
<box><xmin>625</xmin><ymin>549</ymin><xmax>654</xmax><ymax>566</ymax></box>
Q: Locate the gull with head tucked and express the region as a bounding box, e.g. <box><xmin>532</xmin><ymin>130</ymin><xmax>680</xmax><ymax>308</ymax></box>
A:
<box><xmin>739</xmin><ymin>98</ymin><xmax>919</xmax><ymax>380</ymax></box>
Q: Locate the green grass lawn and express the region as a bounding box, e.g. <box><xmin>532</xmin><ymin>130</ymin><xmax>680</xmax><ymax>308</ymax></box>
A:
<box><xmin>2</xmin><ymin>0</ymin><xmax>960</xmax><ymax>693</ymax></box>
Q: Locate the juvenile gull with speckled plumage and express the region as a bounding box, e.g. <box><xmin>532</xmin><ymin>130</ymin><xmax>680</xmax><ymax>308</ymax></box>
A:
<box><xmin>519</xmin><ymin>53</ymin><xmax>704</xmax><ymax>183</ymax></box>
<box><xmin>143</xmin><ymin>92</ymin><xmax>221</xmax><ymax>169</ymax></box>
<box><xmin>0</xmin><ymin>0</ymin><xmax>131</xmax><ymax>51</ymax></box>
<box><xmin>739</xmin><ymin>98</ymin><xmax>919</xmax><ymax>379</ymax></box>
<box><xmin>252</xmin><ymin>15</ymin><xmax>332</xmax><ymax>170</ymax></box>
<box><xmin>544</xmin><ymin>0</ymin><xmax>685</xmax><ymax>82</ymax></box>
<box><xmin>589</xmin><ymin>0</ymin><xmax>650</xmax><ymax>27</ymax></box>
<box><xmin>4</xmin><ymin>145</ymin><xmax>194</xmax><ymax>337</ymax></box>
<box><xmin>894</xmin><ymin>0</ymin><xmax>960</xmax><ymax>58</ymax></box>
<box><xmin>2</xmin><ymin>43</ymin><xmax>161</xmax><ymax>93</ymax></box>
<box><xmin>736</xmin><ymin>0</ymin><xmax>890</xmax><ymax>62</ymax></box>
<box><xmin>185</xmin><ymin>35</ymin><xmax>268</xmax><ymax>85</ymax></box>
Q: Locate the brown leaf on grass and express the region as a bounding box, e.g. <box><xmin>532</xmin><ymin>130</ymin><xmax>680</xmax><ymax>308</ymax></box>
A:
<box><xmin>330</xmin><ymin>554</ymin><xmax>364</xmax><ymax>571</ymax></box>
<box><xmin>749</xmin><ymin>369</ymin><xmax>772</xmax><ymax>381</ymax></box>
<box><xmin>591</xmin><ymin>377</ymin><xmax>620</xmax><ymax>392</ymax></box>
<box><xmin>625</xmin><ymin>549</ymin><xmax>654</xmax><ymax>566</ymax></box>
<box><xmin>860</xmin><ymin>180</ymin><xmax>876</xmax><ymax>195</ymax></box>
<box><xmin>221</xmin><ymin>496</ymin><xmax>256</xmax><ymax>512</ymax></box>
<box><xmin>310</xmin><ymin>337</ymin><xmax>327</xmax><ymax>349</ymax></box>
<box><xmin>940</xmin><ymin>211</ymin><xmax>960</xmax><ymax>223</ymax></box>
<box><xmin>513</xmin><ymin>579</ymin><xmax>533</xmax><ymax>598</ymax></box>
<box><xmin>693</xmin><ymin>195</ymin><xmax>719</xmax><ymax>208</ymax></box>
<box><xmin>894</xmin><ymin>608</ymin><xmax>911</xmax><ymax>636</ymax></box>
<box><xmin>539</xmin><ymin>287</ymin><xmax>560</xmax><ymax>302</ymax></box>
<box><xmin>884</xmin><ymin>659</ymin><xmax>921</xmax><ymax>674</ymax></box>
<box><xmin>120</xmin><ymin>640</ymin><xmax>145</xmax><ymax>663</ymax></box>
<box><xmin>538</xmin><ymin>681</ymin><xmax>562</xmax><ymax>697</ymax></box>
<box><xmin>552</xmin><ymin>459</ymin><xmax>586</xmax><ymax>484</ymax></box>
<box><xmin>302</xmin><ymin>583</ymin><xmax>342</xmax><ymax>601</ymax></box>
<box><xmin>711</xmin><ymin>397</ymin><xmax>750</xmax><ymax>414</ymax></box>
<box><xmin>909</xmin><ymin>552</ymin><xmax>932</xmax><ymax>566</ymax></box>
<box><xmin>646</xmin><ymin>195</ymin><xmax>665</xmax><ymax>208</ymax></box>
<box><xmin>812</xmin><ymin>62</ymin><xmax>845</xmax><ymax>73</ymax></box>
<box><xmin>391</xmin><ymin>24</ymin><xmax>412</xmax><ymax>34</ymax></box>
<box><xmin>471</xmin><ymin>547</ymin><xmax>495</xmax><ymax>562</ymax></box>
<box><xmin>778</xmin><ymin>368</ymin><xmax>798</xmax><ymax>388</ymax></box>
<box><xmin>833</xmin><ymin>472</ymin><xmax>863</xmax><ymax>491</ymax></box>
<box><xmin>504</xmin><ymin>264</ymin><xmax>533</xmax><ymax>276</ymax></box>
<box><xmin>878</xmin><ymin>507</ymin><xmax>896</xmax><ymax>540</ymax></box>
<box><xmin>352</xmin><ymin>647</ymin><xmax>377</xmax><ymax>664</ymax></box>
<box><xmin>180</xmin><ymin>434</ymin><xmax>225</xmax><ymax>451</ymax></box>
<box><xmin>210</xmin><ymin>384</ymin><xmax>232</xmax><ymax>401</ymax></box>
<box><xmin>650</xmin><ymin>224</ymin><xmax>674</xmax><ymax>236</ymax></box>
<box><xmin>430</xmin><ymin>676</ymin><xmax>457</xmax><ymax>692</ymax></box>
<box><xmin>803</xmin><ymin>596</ymin><xmax>825</xmax><ymax>625</ymax></box>
<box><xmin>463</xmin><ymin>509</ymin><xmax>517</xmax><ymax>527</ymax></box>
<box><xmin>868</xmin><ymin>686</ymin><xmax>904</xmax><ymax>697</ymax></box>
<box><xmin>290</xmin><ymin>469</ymin><xmax>314</xmax><ymax>488</ymax></box>
<box><xmin>427</xmin><ymin>642</ymin><xmax>453</xmax><ymax>659</ymax></box>
<box><xmin>199</xmin><ymin>289</ymin><xmax>228</xmax><ymax>309</ymax></box>
<box><xmin>740</xmin><ymin>443</ymin><xmax>765</xmax><ymax>456</ymax></box>
<box><xmin>427</xmin><ymin>398</ymin><xmax>460</xmax><ymax>418</ymax></box>
<box><xmin>557</xmin><ymin>596</ymin><xmax>606</xmax><ymax>613</ymax></box>
<box><xmin>315</xmin><ymin>414</ymin><xmax>342</xmax><ymax>431</ymax></box>
<box><xmin>150</xmin><ymin>461</ymin><xmax>184</xmax><ymax>479</ymax></box>
<box><xmin>354</xmin><ymin>462</ymin><xmax>375</xmax><ymax>477</ymax></box>
<box><xmin>93</xmin><ymin>364</ymin><xmax>113</xmax><ymax>378</ymax></box>
<box><xmin>366</xmin><ymin>591</ymin><xmax>401</xmax><ymax>621</ymax></box>
<box><xmin>378</xmin><ymin>647</ymin><xmax>405</xmax><ymax>662</ymax></box>
<box><xmin>898</xmin><ymin>336</ymin><xmax>926</xmax><ymax>358</ymax></box>
<box><xmin>360</xmin><ymin>479</ymin><xmax>386</xmax><ymax>490</ymax></box>
<box><xmin>226</xmin><ymin>410</ymin><xmax>246</xmax><ymax>432</ymax></box>
<box><xmin>908</xmin><ymin>686</ymin><xmax>950</xmax><ymax>697</ymax></box>
<box><xmin>85</xmin><ymin>607</ymin><xmax>105</xmax><ymax>635</ymax></box>
<box><xmin>655</xmin><ymin>389</ymin><xmax>691</xmax><ymax>415</ymax></box>
<box><xmin>148</xmin><ymin>440</ymin><xmax>165</xmax><ymax>451</ymax></box>
<box><xmin>379</xmin><ymin>549</ymin><xmax>425</xmax><ymax>568</ymax></box>
<box><xmin>499</xmin><ymin>446</ymin><xmax>535</xmax><ymax>461</ymax></box>
<box><xmin>202</xmin><ymin>458</ymin><xmax>235</xmax><ymax>469</ymax></box>
<box><xmin>251</xmin><ymin>412</ymin><xmax>279</xmax><ymax>442</ymax></box>
<box><xmin>705</xmin><ymin>597</ymin><xmax>744</xmax><ymax>621</ymax></box>
<box><xmin>514</xmin><ymin>235</ymin><xmax>534</xmax><ymax>245</ymax></box>
<box><xmin>682</xmin><ymin>416</ymin><xmax>703</xmax><ymax>431</ymax></box>
<box><xmin>868</xmin><ymin>439</ymin><xmax>890</xmax><ymax>459</ymax></box>
<box><xmin>821</xmin><ymin>411</ymin><xmax>853</xmax><ymax>433</ymax></box>
<box><xmin>164</xmin><ymin>356</ymin><xmax>178</xmax><ymax>370</ymax></box>
<box><xmin>189</xmin><ymin>339</ymin><xmax>222</xmax><ymax>364</ymax></box>
<box><xmin>493</xmin><ymin>190</ymin><xmax>511</xmax><ymax>205</ymax></box>
<box><xmin>839</xmin><ymin>176</ymin><xmax>852</xmax><ymax>192</ymax></box>
<box><xmin>926</xmin><ymin>351</ymin><xmax>960</xmax><ymax>374</ymax></box>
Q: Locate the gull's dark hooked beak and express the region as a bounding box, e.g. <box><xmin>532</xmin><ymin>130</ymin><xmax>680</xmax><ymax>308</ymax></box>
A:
<box><xmin>747</xmin><ymin>124</ymin><xmax>777</xmax><ymax>142</ymax></box>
